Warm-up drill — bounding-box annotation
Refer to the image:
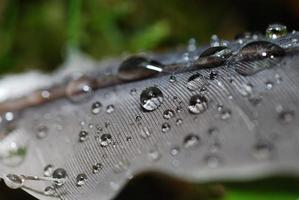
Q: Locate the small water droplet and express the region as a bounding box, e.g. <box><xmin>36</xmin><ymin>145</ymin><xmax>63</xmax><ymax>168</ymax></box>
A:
<box><xmin>188</xmin><ymin>95</ymin><xmax>208</xmax><ymax>114</ymax></box>
<box><xmin>170</xmin><ymin>146</ymin><xmax>180</xmax><ymax>156</ymax></box>
<box><xmin>183</xmin><ymin>134</ymin><xmax>201</xmax><ymax>149</ymax></box>
<box><xmin>253</xmin><ymin>141</ymin><xmax>273</xmax><ymax>160</ymax></box>
<box><xmin>204</xmin><ymin>155</ymin><xmax>222</xmax><ymax>168</ymax></box>
<box><xmin>220</xmin><ymin>109</ymin><xmax>232</xmax><ymax>120</ymax></box>
<box><xmin>52</xmin><ymin>168</ymin><xmax>67</xmax><ymax>186</ymax></box>
<box><xmin>209</xmin><ymin>71</ymin><xmax>218</xmax><ymax>80</ymax></box>
<box><xmin>278</xmin><ymin>110</ymin><xmax>295</xmax><ymax>124</ymax></box>
<box><xmin>265</xmin><ymin>81</ymin><xmax>273</xmax><ymax>90</ymax></box>
<box><xmin>148</xmin><ymin>149</ymin><xmax>161</xmax><ymax>162</ymax></box>
<box><xmin>106</xmin><ymin>105</ymin><xmax>115</xmax><ymax>114</ymax></box>
<box><xmin>5</xmin><ymin>112</ymin><xmax>14</xmax><ymax>122</ymax></box>
<box><xmin>92</xmin><ymin>163</ymin><xmax>103</xmax><ymax>174</ymax></box>
<box><xmin>66</xmin><ymin>76</ymin><xmax>95</xmax><ymax>103</ymax></box>
<box><xmin>36</xmin><ymin>125</ymin><xmax>48</xmax><ymax>139</ymax></box>
<box><xmin>140</xmin><ymin>87</ymin><xmax>164</xmax><ymax>111</ymax></box>
<box><xmin>266</xmin><ymin>23</ymin><xmax>287</xmax><ymax>39</ymax></box>
<box><xmin>118</xmin><ymin>56</ymin><xmax>164</xmax><ymax>81</ymax></box>
<box><xmin>98</xmin><ymin>134</ymin><xmax>112</xmax><ymax>147</ymax></box>
<box><xmin>130</xmin><ymin>88</ymin><xmax>137</xmax><ymax>95</ymax></box>
<box><xmin>91</xmin><ymin>101</ymin><xmax>102</xmax><ymax>115</ymax></box>
<box><xmin>139</xmin><ymin>126</ymin><xmax>151</xmax><ymax>139</ymax></box>
<box><xmin>76</xmin><ymin>173</ymin><xmax>87</xmax><ymax>187</ymax></box>
<box><xmin>186</xmin><ymin>73</ymin><xmax>206</xmax><ymax>91</ymax></box>
<box><xmin>3</xmin><ymin>174</ymin><xmax>24</xmax><ymax>189</ymax></box>
<box><xmin>169</xmin><ymin>75</ymin><xmax>177</xmax><ymax>83</ymax></box>
<box><xmin>163</xmin><ymin>109</ymin><xmax>175</xmax><ymax>120</ymax></box>
<box><xmin>231</xmin><ymin>41</ymin><xmax>285</xmax><ymax>76</ymax></box>
<box><xmin>44</xmin><ymin>186</ymin><xmax>55</xmax><ymax>196</ymax></box>
<box><xmin>44</xmin><ymin>164</ymin><xmax>55</xmax><ymax>177</ymax></box>
<box><xmin>79</xmin><ymin>130</ymin><xmax>88</xmax><ymax>143</ymax></box>
<box><xmin>161</xmin><ymin>122</ymin><xmax>171</xmax><ymax>133</ymax></box>
<box><xmin>175</xmin><ymin>118</ymin><xmax>183</xmax><ymax>126</ymax></box>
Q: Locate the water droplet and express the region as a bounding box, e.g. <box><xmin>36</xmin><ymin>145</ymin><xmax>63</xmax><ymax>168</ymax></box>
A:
<box><xmin>140</xmin><ymin>87</ymin><xmax>164</xmax><ymax>111</ymax></box>
<box><xmin>5</xmin><ymin>112</ymin><xmax>14</xmax><ymax>122</ymax></box>
<box><xmin>79</xmin><ymin>130</ymin><xmax>88</xmax><ymax>143</ymax></box>
<box><xmin>98</xmin><ymin>134</ymin><xmax>112</xmax><ymax>147</ymax></box>
<box><xmin>36</xmin><ymin>125</ymin><xmax>48</xmax><ymax>139</ymax></box>
<box><xmin>266</xmin><ymin>24</ymin><xmax>287</xmax><ymax>39</ymax></box>
<box><xmin>92</xmin><ymin>163</ymin><xmax>103</xmax><ymax>174</ymax></box>
<box><xmin>139</xmin><ymin>126</ymin><xmax>151</xmax><ymax>139</ymax></box>
<box><xmin>253</xmin><ymin>141</ymin><xmax>273</xmax><ymax>160</ymax></box>
<box><xmin>148</xmin><ymin>149</ymin><xmax>161</xmax><ymax>162</ymax></box>
<box><xmin>118</xmin><ymin>56</ymin><xmax>163</xmax><ymax>81</ymax></box>
<box><xmin>204</xmin><ymin>155</ymin><xmax>222</xmax><ymax>168</ymax></box>
<box><xmin>44</xmin><ymin>186</ymin><xmax>55</xmax><ymax>196</ymax></box>
<box><xmin>91</xmin><ymin>101</ymin><xmax>102</xmax><ymax>115</ymax></box>
<box><xmin>170</xmin><ymin>146</ymin><xmax>180</xmax><ymax>156</ymax></box>
<box><xmin>163</xmin><ymin>109</ymin><xmax>175</xmax><ymax>120</ymax></box>
<box><xmin>232</xmin><ymin>41</ymin><xmax>285</xmax><ymax>76</ymax></box>
<box><xmin>169</xmin><ymin>75</ymin><xmax>177</xmax><ymax>83</ymax></box>
<box><xmin>278</xmin><ymin>110</ymin><xmax>295</xmax><ymax>124</ymax></box>
<box><xmin>52</xmin><ymin>168</ymin><xmax>67</xmax><ymax>186</ymax></box>
<box><xmin>44</xmin><ymin>164</ymin><xmax>55</xmax><ymax>177</ymax></box>
<box><xmin>3</xmin><ymin>174</ymin><xmax>24</xmax><ymax>189</ymax></box>
<box><xmin>186</xmin><ymin>73</ymin><xmax>206</xmax><ymax>91</ymax></box>
<box><xmin>66</xmin><ymin>76</ymin><xmax>95</xmax><ymax>103</ymax></box>
<box><xmin>265</xmin><ymin>81</ymin><xmax>273</xmax><ymax>90</ymax></box>
<box><xmin>183</xmin><ymin>134</ymin><xmax>201</xmax><ymax>149</ymax></box>
<box><xmin>220</xmin><ymin>109</ymin><xmax>232</xmax><ymax>120</ymax></box>
<box><xmin>130</xmin><ymin>88</ymin><xmax>137</xmax><ymax>95</ymax></box>
<box><xmin>175</xmin><ymin>118</ymin><xmax>183</xmax><ymax>126</ymax></box>
<box><xmin>106</xmin><ymin>105</ymin><xmax>115</xmax><ymax>114</ymax></box>
<box><xmin>188</xmin><ymin>95</ymin><xmax>208</xmax><ymax>114</ymax></box>
<box><xmin>76</xmin><ymin>173</ymin><xmax>87</xmax><ymax>187</ymax></box>
<box><xmin>161</xmin><ymin>122</ymin><xmax>171</xmax><ymax>133</ymax></box>
<box><xmin>209</xmin><ymin>71</ymin><xmax>218</xmax><ymax>80</ymax></box>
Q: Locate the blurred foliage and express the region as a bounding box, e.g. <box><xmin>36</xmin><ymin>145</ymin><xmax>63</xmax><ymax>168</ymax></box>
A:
<box><xmin>0</xmin><ymin>0</ymin><xmax>299</xmax><ymax>74</ymax></box>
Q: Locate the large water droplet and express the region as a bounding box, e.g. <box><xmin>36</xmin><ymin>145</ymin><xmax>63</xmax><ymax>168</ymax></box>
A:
<box><xmin>76</xmin><ymin>173</ymin><xmax>87</xmax><ymax>187</ymax></box>
<box><xmin>3</xmin><ymin>174</ymin><xmax>24</xmax><ymax>189</ymax></box>
<box><xmin>188</xmin><ymin>95</ymin><xmax>208</xmax><ymax>114</ymax></box>
<box><xmin>91</xmin><ymin>101</ymin><xmax>102</xmax><ymax>115</ymax></box>
<box><xmin>66</xmin><ymin>76</ymin><xmax>95</xmax><ymax>103</ymax></box>
<box><xmin>183</xmin><ymin>134</ymin><xmax>201</xmax><ymax>149</ymax></box>
<box><xmin>266</xmin><ymin>24</ymin><xmax>287</xmax><ymax>40</ymax></box>
<box><xmin>232</xmin><ymin>41</ymin><xmax>285</xmax><ymax>76</ymax></box>
<box><xmin>118</xmin><ymin>56</ymin><xmax>163</xmax><ymax>81</ymax></box>
<box><xmin>140</xmin><ymin>87</ymin><xmax>164</xmax><ymax>111</ymax></box>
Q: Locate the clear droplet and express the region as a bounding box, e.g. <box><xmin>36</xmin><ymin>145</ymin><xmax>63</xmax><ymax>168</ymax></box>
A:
<box><xmin>140</xmin><ymin>126</ymin><xmax>151</xmax><ymax>139</ymax></box>
<box><xmin>204</xmin><ymin>155</ymin><xmax>222</xmax><ymax>168</ymax></box>
<box><xmin>148</xmin><ymin>149</ymin><xmax>161</xmax><ymax>162</ymax></box>
<box><xmin>3</xmin><ymin>174</ymin><xmax>24</xmax><ymax>189</ymax></box>
<box><xmin>170</xmin><ymin>146</ymin><xmax>180</xmax><ymax>156</ymax></box>
<box><xmin>169</xmin><ymin>75</ymin><xmax>177</xmax><ymax>83</ymax></box>
<box><xmin>91</xmin><ymin>101</ymin><xmax>102</xmax><ymax>115</ymax></box>
<box><xmin>163</xmin><ymin>109</ymin><xmax>175</xmax><ymax>120</ymax></box>
<box><xmin>265</xmin><ymin>81</ymin><xmax>273</xmax><ymax>90</ymax></box>
<box><xmin>278</xmin><ymin>110</ymin><xmax>295</xmax><ymax>124</ymax></box>
<box><xmin>196</xmin><ymin>46</ymin><xmax>232</xmax><ymax>68</ymax></box>
<box><xmin>253</xmin><ymin>141</ymin><xmax>273</xmax><ymax>160</ymax></box>
<box><xmin>175</xmin><ymin>118</ymin><xmax>183</xmax><ymax>126</ymax></box>
<box><xmin>188</xmin><ymin>95</ymin><xmax>208</xmax><ymax>114</ymax></box>
<box><xmin>140</xmin><ymin>87</ymin><xmax>164</xmax><ymax>111</ymax></box>
<box><xmin>52</xmin><ymin>168</ymin><xmax>67</xmax><ymax>186</ymax></box>
<box><xmin>79</xmin><ymin>130</ymin><xmax>88</xmax><ymax>143</ymax></box>
<box><xmin>44</xmin><ymin>186</ymin><xmax>56</xmax><ymax>196</ymax></box>
<box><xmin>232</xmin><ymin>41</ymin><xmax>285</xmax><ymax>76</ymax></box>
<box><xmin>106</xmin><ymin>105</ymin><xmax>115</xmax><ymax>114</ymax></box>
<box><xmin>76</xmin><ymin>173</ymin><xmax>87</xmax><ymax>187</ymax></box>
<box><xmin>161</xmin><ymin>122</ymin><xmax>171</xmax><ymax>133</ymax></box>
<box><xmin>266</xmin><ymin>24</ymin><xmax>287</xmax><ymax>40</ymax></box>
<box><xmin>44</xmin><ymin>164</ymin><xmax>55</xmax><ymax>177</ymax></box>
<box><xmin>118</xmin><ymin>56</ymin><xmax>164</xmax><ymax>81</ymax></box>
<box><xmin>36</xmin><ymin>125</ymin><xmax>48</xmax><ymax>139</ymax></box>
<box><xmin>92</xmin><ymin>163</ymin><xmax>103</xmax><ymax>174</ymax></box>
<box><xmin>66</xmin><ymin>76</ymin><xmax>95</xmax><ymax>103</ymax></box>
<box><xmin>98</xmin><ymin>134</ymin><xmax>112</xmax><ymax>147</ymax></box>
<box><xmin>186</xmin><ymin>73</ymin><xmax>206</xmax><ymax>91</ymax></box>
<box><xmin>209</xmin><ymin>71</ymin><xmax>218</xmax><ymax>80</ymax></box>
<box><xmin>183</xmin><ymin>134</ymin><xmax>200</xmax><ymax>149</ymax></box>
